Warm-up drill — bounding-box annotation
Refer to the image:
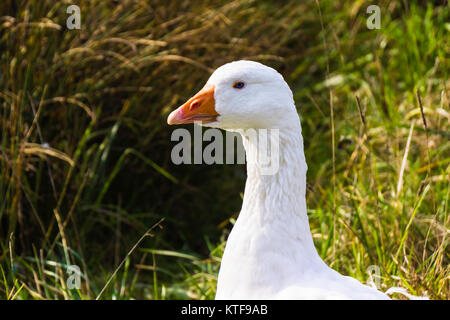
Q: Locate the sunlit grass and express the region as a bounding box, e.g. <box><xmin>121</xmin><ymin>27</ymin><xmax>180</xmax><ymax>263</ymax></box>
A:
<box><xmin>0</xmin><ymin>0</ymin><xmax>448</xmax><ymax>299</ymax></box>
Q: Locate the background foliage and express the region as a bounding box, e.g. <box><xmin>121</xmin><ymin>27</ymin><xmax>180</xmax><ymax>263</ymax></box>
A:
<box><xmin>0</xmin><ymin>0</ymin><xmax>448</xmax><ymax>299</ymax></box>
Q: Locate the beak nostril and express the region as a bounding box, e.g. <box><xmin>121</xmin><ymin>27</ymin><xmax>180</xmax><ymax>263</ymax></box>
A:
<box><xmin>168</xmin><ymin>84</ymin><xmax>216</xmax><ymax>125</ymax></box>
<box><xmin>190</xmin><ymin>100</ymin><xmax>201</xmax><ymax>111</ymax></box>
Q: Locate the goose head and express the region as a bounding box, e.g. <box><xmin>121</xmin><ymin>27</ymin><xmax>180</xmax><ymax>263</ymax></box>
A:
<box><xmin>167</xmin><ymin>60</ymin><xmax>298</xmax><ymax>130</ymax></box>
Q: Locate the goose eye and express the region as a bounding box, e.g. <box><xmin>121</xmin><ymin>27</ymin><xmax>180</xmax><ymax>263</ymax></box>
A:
<box><xmin>233</xmin><ymin>81</ymin><xmax>245</xmax><ymax>89</ymax></box>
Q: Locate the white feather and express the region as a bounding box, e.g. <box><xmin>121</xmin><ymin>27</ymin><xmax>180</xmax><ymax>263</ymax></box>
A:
<box><xmin>201</xmin><ymin>61</ymin><xmax>389</xmax><ymax>300</ymax></box>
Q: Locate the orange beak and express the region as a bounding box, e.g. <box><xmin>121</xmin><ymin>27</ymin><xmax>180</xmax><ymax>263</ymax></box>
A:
<box><xmin>167</xmin><ymin>84</ymin><xmax>219</xmax><ymax>125</ymax></box>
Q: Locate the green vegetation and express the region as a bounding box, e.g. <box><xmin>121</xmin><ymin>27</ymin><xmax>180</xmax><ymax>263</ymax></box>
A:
<box><xmin>0</xmin><ymin>0</ymin><xmax>448</xmax><ymax>299</ymax></box>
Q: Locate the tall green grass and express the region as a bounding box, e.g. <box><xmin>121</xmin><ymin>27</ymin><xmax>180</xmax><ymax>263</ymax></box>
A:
<box><xmin>0</xmin><ymin>0</ymin><xmax>448</xmax><ymax>299</ymax></box>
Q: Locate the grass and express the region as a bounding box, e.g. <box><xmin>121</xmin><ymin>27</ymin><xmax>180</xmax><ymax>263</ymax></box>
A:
<box><xmin>0</xmin><ymin>0</ymin><xmax>448</xmax><ymax>300</ymax></box>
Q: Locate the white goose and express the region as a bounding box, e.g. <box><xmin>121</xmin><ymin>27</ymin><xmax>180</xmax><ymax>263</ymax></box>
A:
<box><xmin>168</xmin><ymin>60</ymin><xmax>389</xmax><ymax>300</ymax></box>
